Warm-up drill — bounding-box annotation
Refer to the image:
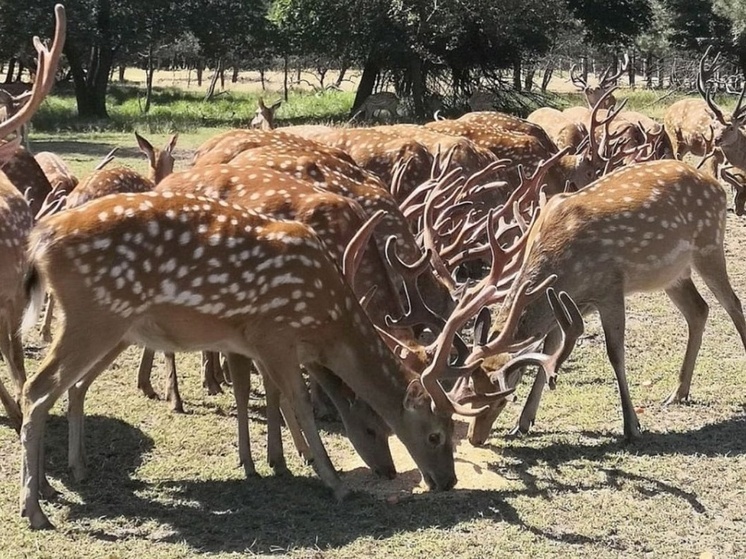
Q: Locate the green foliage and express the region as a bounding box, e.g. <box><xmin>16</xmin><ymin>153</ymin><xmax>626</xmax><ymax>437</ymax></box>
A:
<box><xmin>567</xmin><ymin>0</ymin><xmax>653</xmax><ymax>46</ymax></box>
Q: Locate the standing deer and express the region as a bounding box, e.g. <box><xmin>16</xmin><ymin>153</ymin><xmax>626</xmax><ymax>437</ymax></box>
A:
<box><xmin>0</xmin><ymin>4</ymin><xmax>65</xmax><ymax>432</ymax></box>
<box><xmin>488</xmin><ymin>160</ymin><xmax>746</xmax><ymax>440</ymax></box>
<box><xmin>19</xmin><ymin>187</ymin><xmax>495</xmax><ymax>529</ymax></box>
<box><xmin>571</xmin><ymin>54</ymin><xmax>629</xmax><ymax>108</ymax></box>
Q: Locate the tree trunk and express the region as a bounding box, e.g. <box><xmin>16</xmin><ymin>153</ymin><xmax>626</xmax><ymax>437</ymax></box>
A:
<box><xmin>334</xmin><ymin>59</ymin><xmax>349</xmax><ymax>88</ymax></box>
<box><xmin>143</xmin><ymin>43</ymin><xmax>154</xmax><ymax>113</ymax></box>
<box><xmin>541</xmin><ymin>63</ymin><xmax>553</xmax><ymax>92</ymax></box>
<box><xmin>283</xmin><ymin>55</ymin><xmax>289</xmax><ymax>101</ymax></box>
<box><xmin>219</xmin><ymin>65</ymin><xmax>225</xmax><ymax>89</ymax></box>
<box><xmin>581</xmin><ymin>55</ymin><xmax>589</xmax><ymax>82</ymax></box>
<box><xmin>410</xmin><ymin>55</ymin><xmax>426</xmax><ymax>119</ymax></box>
<box><xmin>645</xmin><ymin>52</ymin><xmax>653</xmax><ymax>89</ymax></box>
<box><xmin>259</xmin><ymin>68</ymin><xmax>266</xmax><ymax>90</ymax></box>
<box><xmin>118</xmin><ymin>64</ymin><xmax>126</xmax><ymax>82</ymax></box>
<box><xmin>628</xmin><ymin>51</ymin><xmax>635</xmax><ymax>87</ymax></box>
<box><xmin>352</xmin><ymin>59</ymin><xmax>380</xmax><ymax>114</ymax></box>
<box><xmin>196</xmin><ymin>59</ymin><xmax>204</xmax><ymax>87</ymax></box>
<box><xmin>204</xmin><ymin>58</ymin><xmax>223</xmax><ymax>101</ymax></box>
<box><xmin>4</xmin><ymin>58</ymin><xmax>15</xmax><ymax>83</ymax></box>
<box><xmin>232</xmin><ymin>65</ymin><xmax>239</xmax><ymax>83</ymax></box>
<box><xmin>513</xmin><ymin>59</ymin><xmax>522</xmax><ymax>91</ymax></box>
<box><xmin>524</xmin><ymin>63</ymin><xmax>536</xmax><ymax>91</ymax></box>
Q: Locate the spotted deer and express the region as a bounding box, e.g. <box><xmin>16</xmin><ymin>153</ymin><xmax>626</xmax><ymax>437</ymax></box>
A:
<box><xmin>350</xmin><ymin>92</ymin><xmax>400</xmax><ymax>122</ymax></box>
<box><xmin>0</xmin><ymin>4</ymin><xmax>65</xmax><ymax>432</ymax></box>
<box><xmin>33</xmin><ymin>152</ymin><xmax>78</xmax><ymax>196</ymax></box>
<box><xmin>0</xmin><ymin>143</ymin><xmax>53</xmax><ymax>216</ymax></box>
<box><xmin>571</xmin><ymin>54</ymin><xmax>629</xmax><ymax>108</ymax></box>
<box><xmin>488</xmin><ymin>160</ymin><xmax>746</xmax><ymax>440</ymax></box>
<box><xmin>250</xmin><ymin>98</ymin><xmax>282</xmax><ymax>130</ymax></box>
<box><xmin>457</xmin><ymin>111</ymin><xmax>558</xmax><ymax>152</ymax></box>
<box><xmin>425</xmin><ymin>118</ymin><xmax>598</xmax><ymax>193</ymax></box>
<box><xmin>527</xmin><ymin>107</ymin><xmax>589</xmax><ymax>152</ymax></box>
<box><xmin>19</xmin><ymin>184</ymin><xmax>503</xmax><ymax>528</ymax></box>
<box><xmin>285</xmin><ymin>126</ymin><xmax>434</xmax><ymax>198</ymax></box>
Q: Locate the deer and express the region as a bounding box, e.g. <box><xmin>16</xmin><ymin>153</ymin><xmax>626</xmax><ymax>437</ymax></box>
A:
<box><xmin>18</xmin><ymin>181</ymin><xmax>519</xmax><ymax>528</ymax></box>
<box><xmin>456</xmin><ymin>111</ymin><xmax>558</xmax><ymax>153</ymax></box>
<box><xmin>484</xmin><ymin>159</ymin><xmax>746</xmax><ymax>441</ymax></box>
<box><xmin>0</xmin><ymin>5</ymin><xmax>67</xmax><ymax>433</ymax></box>
<box><xmin>425</xmin><ymin>118</ymin><xmax>600</xmax><ymax>194</ymax></box>
<box><xmin>349</xmin><ymin>91</ymin><xmax>400</xmax><ymax>122</ymax></box>
<box><xmin>285</xmin><ymin>126</ymin><xmax>435</xmax><ymax>198</ymax></box>
<box><xmin>662</xmin><ymin>48</ymin><xmax>740</xmax><ymax>177</ymax></box>
<box><xmin>250</xmin><ymin>98</ymin><xmax>282</xmax><ymax>130</ymax></box>
<box><xmin>33</xmin><ymin>151</ymin><xmax>78</xmax><ymax>195</ymax></box>
<box><xmin>571</xmin><ymin>53</ymin><xmax>629</xmax><ymax>109</ymax></box>
<box><xmin>527</xmin><ymin>107</ymin><xmax>589</xmax><ymax>152</ymax></box>
<box><xmin>0</xmin><ymin>142</ymin><xmax>53</xmax><ymax>216</ymax></box>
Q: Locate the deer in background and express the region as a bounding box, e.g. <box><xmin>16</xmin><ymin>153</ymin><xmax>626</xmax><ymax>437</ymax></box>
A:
<box><xmin>250</xmin><ymin>98</ymin><xmax>282</xmax><ymax>130</ymax></box>
<box><xmin>571</xmin><ymin>54</ymin><xmax>629</xmax><ymax>109</ymax></box>
<box><xmin>349</xmin><ymin>92</ymin><xmax>400</xmax><ymax>122</ymax></box>
<box><xmin>488</xmin><ymin>160</ymin><xmax>746</xmax><ymax>440</ymax></box>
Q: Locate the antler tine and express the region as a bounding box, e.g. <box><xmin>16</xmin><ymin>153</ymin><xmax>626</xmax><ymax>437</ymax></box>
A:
<box><xmin>94</xmin><ymin>147</ymin><xmax>119</xmax><ymax>171</ymax></box>
<box><xmin>599</xmin><ymin>53</ymin><xmax>630</xmax><ymax>88</ymax></box>
<box><xmin>342</xmin><ymin>209</ymin><xmax>385</xmax><ymax>290</ymax></box>
<box><xmin>422</xmin><ymin>177</ymin><xmax>458</xmax><ymax>290</ymax></box>
<box><xmin>570</xmin><ymin>63</ymin><xmax>587</xmax><ymax>88</ymax></box>
<box><xmin>0</xmin><ymin>5</ymin><xmax>66</xmax><ymax>141</ymax></box>
<box><xmin>383</xmin><ymin>236</ymin><xmax>449</xmax><ymax>332</ymax></box>
<box><xmin>463</xmin><ymin>158</ymin><xmax>511</xmax><ymax>192</ymax></box>
<box><xmin>34</xmin><ymin>182</ymin><xmax>67</xmax><ymax>220</ymax></box>
<box><xmin>420</xmin><ymin>275</ymin><xmax>513</xmax><ymax>416</ymax></box>
<box><xmin>467</xmin><ymin>275</ymin><xmax>557</xmax><ymax>365</ymax></box>
<box><xmin>400</xmin><ymin>166</ymin><xmax>461</xmax><ymax>214</ymax></box>
<box><xmin>390</xmin><ymin>156</ymin><xmax>414</xmax><ymax>201</ymax></box>
<box><xmin>698</xmin><ymin>47</ymin><xmax>728</xmax><ymax>125</ymax></box>
<box><xmin>489</xmin><ymin>289</ymin><xmax>584</xmax><ymax>390</ymax></box>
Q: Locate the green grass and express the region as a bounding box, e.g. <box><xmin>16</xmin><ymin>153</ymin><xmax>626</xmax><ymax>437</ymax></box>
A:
<box><xmin>32</xmin><ymin>85</ymin><xmax>356</xmax><ymax>133</ymax></box>
<box><xmin>2</xmin><ymin>87</ymin><xmax>746</xmax><ymax>558</ymax></box>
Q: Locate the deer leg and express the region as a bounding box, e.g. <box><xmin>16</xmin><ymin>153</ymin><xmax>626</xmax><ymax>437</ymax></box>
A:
<box><xmin>225</xmin><ymin>353</ymin><xmax>257</xmax><ymax>478</ymax></box>
<box><xmin>163</xmin><ymin>352</ymin><xmax>184</xmax><ymax>413</ymax></box>
<box><xmin>597</xmin><ymin>291</ymin><xmax>641</xmax><ymax>441</ymax></box>
<box><xmin>256</xmin><ymin>365</ymin><xmax>289</xmax><ymax>474</ymax></box>
<box><xmin>510</xmin><ymin>329</ymin><xmax>563</xmax><ymax>436</ymax></box>
<box><xmin>695</xmin><ymin>249</ymin><xmax>746</xmax><ymax>359</ymax></box>
<box><xmin>220</xmin><ymin>353</ymin><xmax>232</xmax><ymax>384</ymax></box>
<box><xmin>662</xmin><ymin>277</ymin><xmax>709</xmax><ymax>405</ymax></box>
<box><xmin>202</xmin><ymin>351</ymin><xmax>223</xmax><ymax>395</ymax></box>
<box><xmin>0</xmin><ymin>311</ymin><xmax>27</xmax><ymax>397</ymax></box>
<box><xmin>0</xmin><ymin>376</ymin><xmax>21</xmax><ymax>432</ymax></box>
<box><xmin>136</xmin><ymin>348</ymin><xmax>160</xmax><ymax>400</ymax></box>
<box><xmin>259</xmin><ymin>352</ymin><xmax>348</xmax><ymax>500</ymax></box>
<box><xmin>21</xmin><ymin>322</ymin><xmax>128</xmax><ymax>530</ymax></box>
<box><xmin>279</xmin><ymin>396</ymin><xmax>312</xmax><ymax>466</ymax></box>
<box><xmin>67</xmin><ymin>342</ymin><xmax>129</xmax><ymax>482</ymax></box>
<box><xmin>40</xmin><ymin>294</ymin><xmax>55</xmax><ymax>343</ymax></box>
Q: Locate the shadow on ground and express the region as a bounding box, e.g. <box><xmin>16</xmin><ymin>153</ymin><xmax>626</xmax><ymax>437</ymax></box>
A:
<box><xmin>33</xmin><ymin>411</ymin><xmax>744</xmax><ymax>554</ymax></box>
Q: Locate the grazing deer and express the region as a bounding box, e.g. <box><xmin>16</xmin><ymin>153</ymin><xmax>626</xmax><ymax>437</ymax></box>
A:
<box><xmin>19</xmin><ymin>185</ymin><xmax>500</xmax><ymax>528</ymax></box>
<box><xmin>571</xmin><ymin>54</ymin><xmax>629</xmax><ymax>108</ymax></box>
<box><xmin>527</xmin><ymin>107</ymin><xmax>589</xmax><ymax>152</ymax></box>
<box><xmin>286</xmin><ymin>126</ymin><xmax>434</xmax><ymax>197</ymax></box>
<box><xmin>250</xmin><ymin>98</ymin><xmax>282</xmax><ymax>130</ymax></box>
<box><xmin>350</xmin><ymin>92</ymin><xmax>399</xmax><ymax>122</ymax></box>
<box><xmin>489</xmin><ymin>160</ymin><xmax>746</xmax><ymax>440</ymax></box>
<box><xmin>33</xmin><ymin>152</ymin><xmax>78</xmax><ymax>196</ymax></box>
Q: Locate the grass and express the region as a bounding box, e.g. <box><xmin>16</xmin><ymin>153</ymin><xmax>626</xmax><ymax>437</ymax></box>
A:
<box><xmin>2</xmin><ymin>87</ymin><xmax>746</xmax><ymax>558</ymax></box>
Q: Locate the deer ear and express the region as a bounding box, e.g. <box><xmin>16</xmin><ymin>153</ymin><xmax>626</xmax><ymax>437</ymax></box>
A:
<box><xmin>271</xmin><ymin>100</ymin><xmax>282</xmax><ymax>111</ymax></box>
<box><xmin>403</xmin><ymin>379</ymin><xmax>430</xmax><ymax>411</ymax></box>
<box><xmin>135</xmin><ymin>132</ymin><xmax>155</xmax><ymax>165</ymax></box>
<box><xmin>165</xmin><ymin>133</ymin><xmax>179</xmax><ymax>153</ymax></box>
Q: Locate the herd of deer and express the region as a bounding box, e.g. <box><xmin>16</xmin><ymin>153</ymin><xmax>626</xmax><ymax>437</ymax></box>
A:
<box><xmin>3</xmin><ymin>5</ymin><xmax>746</xmax><ymax>530</ymax></box>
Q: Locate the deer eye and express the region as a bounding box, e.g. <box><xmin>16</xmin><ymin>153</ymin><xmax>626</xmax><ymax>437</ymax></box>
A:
<box><xmin>428</xmin><ymin>433</ymin><xmax>442</xmax><ymax>447</ymax></box>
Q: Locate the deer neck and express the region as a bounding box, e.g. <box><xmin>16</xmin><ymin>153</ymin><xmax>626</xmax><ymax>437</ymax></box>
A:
<box><xmin>309</xmin><ymin>301</ymin><xmax>417</xmax><ymax>427</ymax></box>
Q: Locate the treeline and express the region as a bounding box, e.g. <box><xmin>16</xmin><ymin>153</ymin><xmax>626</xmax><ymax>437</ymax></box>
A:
<box><xmin>0</xmin><ymin>0</ymin><xmax>744</xmax><ymax>119</ymax></box>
